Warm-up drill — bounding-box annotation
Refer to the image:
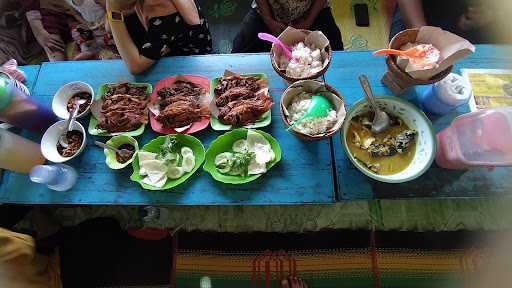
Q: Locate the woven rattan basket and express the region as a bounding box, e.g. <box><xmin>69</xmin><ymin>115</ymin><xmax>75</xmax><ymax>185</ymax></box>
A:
<box><xmin>280</xmin><ymin>80</ymin><xmax>345</xmax><ymax>141</ymax></box>
<box><xmin>270</xmin><ymin>30</ymin><xmax>332</xmax><ymax>83</ymax></box>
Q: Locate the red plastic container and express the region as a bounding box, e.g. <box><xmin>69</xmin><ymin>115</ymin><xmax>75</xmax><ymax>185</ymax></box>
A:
<box><xmin>436</xmin><ymin>107</ymin><xmax>512</xmax><ymax>169</ymax></box>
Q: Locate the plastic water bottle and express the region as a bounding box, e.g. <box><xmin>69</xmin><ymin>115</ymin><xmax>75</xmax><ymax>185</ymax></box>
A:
<box><xmin>29</xmin><ymin>164</ymin><xmax>78</xmax><ymax>191</ymax></box>
<box><xmin>0</xmin><ymin>128</ymin><xmax>46</xmax><ymax>173</ymax></box>
<box><xmin>419</xmin><ymin>73</ymin><xmax>471</xmax><ymax>115</ymax></box>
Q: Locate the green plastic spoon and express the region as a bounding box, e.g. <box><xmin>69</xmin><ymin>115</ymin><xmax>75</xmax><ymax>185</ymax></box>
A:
<box><xmin>287</xmin><ymin>95</ymin><xmax>332</xmax><ymax>131</ymax></box>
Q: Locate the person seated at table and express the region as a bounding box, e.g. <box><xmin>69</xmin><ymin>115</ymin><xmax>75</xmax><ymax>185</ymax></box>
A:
<box><xmin>23</xmin><ymin>0</ymin><xmax>85</xmax><ymax>61</ymax></box>
<box><xmin>23</xmin><ymin>0</ymin><xmax>119</xmax><ymax>61</ymax></box>
<box><xmin>106</xmin><ymin>0</ymin><xmax>213</xmax><ymax>74</ymax></box>
<box><xmin>0</xmin><ymin>207</ymin><xmax>62</xmax><ymax>288</ymax></box>
<box><xmin>390</xmin><ymin>0</ymin><xmax>510</xmax><ymax>44</ymax></box>
<box><xmin>68</xmin><ymin>0</ymin><xmax>120</xmax><ymax>60</ymax></box>
<box><xmin>0</xmin><ymin>0</ymin><xmax>43</xmax><ymax>65</ymax></box>
<box><xmin>0</xmin><ymin>228</ymin><xmax>61</xmax><ymax>288</ymax></box>
<box><xmin>232</xmin><ymin>0</ymin><xmax>343</xmax><ymax>53</ymax></box>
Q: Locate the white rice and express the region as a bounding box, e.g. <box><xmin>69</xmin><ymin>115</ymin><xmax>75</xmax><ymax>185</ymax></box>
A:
<box><xmin>286</xmin><ymin>42</ymin><xmax>323</xmax><ymax>78</ymax></box>
<box><xmin>287</xmin><ymin>93</ymin><xmax>337</xmax><ymax>135</ymax></box>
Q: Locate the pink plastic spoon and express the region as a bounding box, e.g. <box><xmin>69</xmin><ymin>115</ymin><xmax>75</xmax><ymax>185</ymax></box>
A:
<box><xmin>258</xmin><ymin>33</ymin><xmax>293</xmax><ymax>60</ymax></box>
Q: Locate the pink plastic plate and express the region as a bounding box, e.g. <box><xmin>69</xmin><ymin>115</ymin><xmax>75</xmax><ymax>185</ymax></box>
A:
<box><xmin>150</xmin><ymin>74</ymin><xmax>210</xmax><ymax>134</ymax></box>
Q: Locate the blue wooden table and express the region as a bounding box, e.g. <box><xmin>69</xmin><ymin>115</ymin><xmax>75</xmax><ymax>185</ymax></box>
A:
<box><xmin>19</xmin><ymin>65</ymin><xmax>41</xmax><ymax>94</ymax></box>
<box><xmin>326</xmin><ymin>45</ymin><xmax>512</xmax><ymax>200</ymax></box>
<box><xmin>0</xmin><ymin>55</ymin><xmax>336</xmax><ymax>205</ymax></box>
<box><xmin>1</xmin><ymin>45</ymin><xmax>511</xmax><ymax>205</ymax></box>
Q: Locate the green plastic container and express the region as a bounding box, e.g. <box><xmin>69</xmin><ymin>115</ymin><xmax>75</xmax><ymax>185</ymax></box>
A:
<box><xmin>104</xmin><ymin>135</ymin><xmax>139</xmax><ymax>169</ymax></box>
<box><xmin>203</xmin><ymin>128</ymin><xmax>281</xmax><ymax>184</ymax></box>
<box><xmin>131</xmin><ymin>134</ymin><xmax>205</xmax><ymax>191</ymax></box>
<box><xmin>210</xmin><ymin>73</ymin><xmax>272</xmax><ymax>130</ymax></box>
<box><xmin>88</xmin><ymin>83</ymin><xmax>152</xmax><ymax>137</ymax></box>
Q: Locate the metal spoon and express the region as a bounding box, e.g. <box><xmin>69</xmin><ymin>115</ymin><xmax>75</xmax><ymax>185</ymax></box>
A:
<box><xmin>94</xmin><ymin>141</ymin><xmax>132</xmax><ymax>159</ymax></box>
<box><xmin>358</xmin><ymin>75</ymin><xmax>391</xmax><ymax>134</ymax></box>
<box><xmin>58</xmin><ymin>101</ymin><xmax>80</xmax><ymax>148</ymax></box>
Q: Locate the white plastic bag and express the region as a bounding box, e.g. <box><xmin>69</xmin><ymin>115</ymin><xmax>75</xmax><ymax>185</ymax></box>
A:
<box><xmin>1</xmin><ymin>59</ymin><xmax>25</xmax><ymax>82</ymax></box>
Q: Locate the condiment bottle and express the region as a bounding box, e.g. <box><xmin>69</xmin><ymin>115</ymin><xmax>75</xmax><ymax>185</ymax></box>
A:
<box><xmin>0</xmin><ymin>128</ymin><xmax>46</xmax><ymax>173</ymax></box>
<box><xmin>0</xmin><ymin>71</ymin><xmax>57</xmax><ymax>132</ymax></box>
<box><xmin>436</xmin><ymin>107</ymin><xmax>512</xmax><ymax>169</ymax></box>
<box><xmin>29</xmin><ymin>164</ymin><xmax>77</xmax><ymax>191</ymax></box>
<box><xmin>419</xmin><ymin>73</ymin><xmax>471</xmax><ymax>115</ymax></box>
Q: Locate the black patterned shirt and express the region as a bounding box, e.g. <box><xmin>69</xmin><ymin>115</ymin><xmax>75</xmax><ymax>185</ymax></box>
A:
<box><xmin>252</xmin><ymin>0</ymin><xmax>330</xmax><ymax>23</ymax></box>
<box><xmin>126</xmin><ymin>10</ymin><xmax>212</xmax><ymax>60</ymax></box>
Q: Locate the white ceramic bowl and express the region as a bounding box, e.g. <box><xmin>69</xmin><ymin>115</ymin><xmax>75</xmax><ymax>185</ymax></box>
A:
<box><xmin>52</xmin><ymin>81</ymin><xmax>94</xmax><ymax>119</ymax></box>
<box><xmin>342</xmin><ymin>96</ymin><xmax>436</xmax><ymax>183</ymax></box>
<box><xmin>41</xmin><ymin>120</ymin><xmax>87</xmax><ymax>163</ymax></box>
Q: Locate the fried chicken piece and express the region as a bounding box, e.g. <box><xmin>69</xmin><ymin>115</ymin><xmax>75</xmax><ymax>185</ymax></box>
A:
<box><xmin>214</xmin><ymin>76</ymin><xmax>260</xmax><ymax>96</ymax></box>
<box><xmin>98</xmin><ymin>110</ymin><xmax>147</xmax><ymax>132</ymax></box>
<box><xmin>215</xmin><ymin>86</ymin><xmax>254</xmax><ymax>107</ymax></box>
<box><xmin>104</xmin><ymin>83</ymin><xmax>148</xmax><ymax>99</ymax></box>
<box><xmin>155</xmin><ymin>81</ymin><xmax>207</xmax><ymax>128</ymax></box>
<box><xmin>157</xmin><ymin>81</ymin><xmax>204</xmax><ymax>104</ymax></box>
<box><xmin>218</xmin><ymin>95</ymin><xmax>273</xmax><ymax>127</ymax></box>
<box><xmin>102</xmin><ymin>95</ymin><xmax>147</xmax><ymax>113</ymax></box>
<box><xmin>156</xmin><ymin>100</ymin><xmax>201</xmax><ymax>128</ymax></box>
<box><xmin>97</xmin><ymin>93</ymin><xmax>149</xmax><ymax>132</ymax></box>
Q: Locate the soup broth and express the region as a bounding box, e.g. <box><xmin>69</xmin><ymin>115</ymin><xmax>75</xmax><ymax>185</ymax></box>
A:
<box><xmin>346</xmin><ymin>113</ymin><xmax>416</xmax><ymax>175</ymax></box>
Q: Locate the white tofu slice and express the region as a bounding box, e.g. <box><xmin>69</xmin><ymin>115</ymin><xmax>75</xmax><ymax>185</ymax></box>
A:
<box><xmin>248</xmin><ymin>158</ymin><xmax>267</xmax><ymax>175</ymax></box>
<box><xmin>181</xmin><ymin>154</ymin><xmax>195</xmax><ymax>173</ymax></box>
<box><xmin>167</xmin><ymin>166</ymin><xmax>184</xmax><ymax>179</ymax></box>
<box><xmin>138</xmin><ymin>151</ymin><xmax>157</xmax><ymax>176</ymax></box>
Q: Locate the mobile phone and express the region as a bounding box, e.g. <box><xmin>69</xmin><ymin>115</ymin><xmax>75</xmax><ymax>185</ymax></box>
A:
<box><xmin>354</xmin><ymin>4</ymin><xmax>370</xmax><ymax>27</ymax></box>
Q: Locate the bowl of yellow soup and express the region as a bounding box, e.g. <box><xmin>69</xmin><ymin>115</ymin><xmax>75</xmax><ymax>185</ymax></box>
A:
<box><xmin>342</xmin><ymin>96</ymin><xmax>436</xmax><ymax>183</ymax></box>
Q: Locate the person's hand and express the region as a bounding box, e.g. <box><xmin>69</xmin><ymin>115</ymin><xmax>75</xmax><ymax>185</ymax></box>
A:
<box><xmin>292</xmin><ymin>16</ymin><xmax>314</xmax><ymax>30</ymax></box>
<box><xmin>267</xmin><ymin>19</ymin><xmax>287</xmax><ymax>36</ymax></box>
<box><xmin>26</xmin><ymin>17</ymin><xmax>65</xmax><ymax>52</ymax></box>
<box><xmin>36</xmin><ymin>30</ymin><xmax>66</xmax><ymax>53</ymax></box>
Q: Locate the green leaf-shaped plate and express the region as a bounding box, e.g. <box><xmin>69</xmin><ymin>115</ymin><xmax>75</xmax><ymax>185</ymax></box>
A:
<box><xmin>104</xmin><ymin>135</ymin><xmax>139</xmax><ymax>169</ymax></box>
<box><xmin>130</xmin><ymin>134</ymin><xmax>205</xmax><ymax>191</ymax></box>
<box><xmin>203</xmin><ymin>128</ymin><xmax>281</xmax><ymax>184</ymax></box>
<box><xmin>88</xmin><ymin>83</ymin><xmax>152</xmax><ymax>136</ymax></box>
<box><xmin>210</xmin><ymin>73</ymin><xmax>272</xmax><ymax>130</ymax></box>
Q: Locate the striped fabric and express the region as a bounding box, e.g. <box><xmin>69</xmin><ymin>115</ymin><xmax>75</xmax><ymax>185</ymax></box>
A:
<box><xmin>175</xmin><ymin>249</ymin><xmax>482</xmax><ymax>287</ymax></box>
<box><xmin>173</xmin><ymin>231</ymin><xmax>486</xmax><ymax>288</ymax></box>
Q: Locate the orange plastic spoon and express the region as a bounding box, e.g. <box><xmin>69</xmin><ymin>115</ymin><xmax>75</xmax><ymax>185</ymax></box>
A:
<box><xmin>373</xmin><ymin>45</ymin><xmax>428</xmax><ymax>59</ymax></box>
